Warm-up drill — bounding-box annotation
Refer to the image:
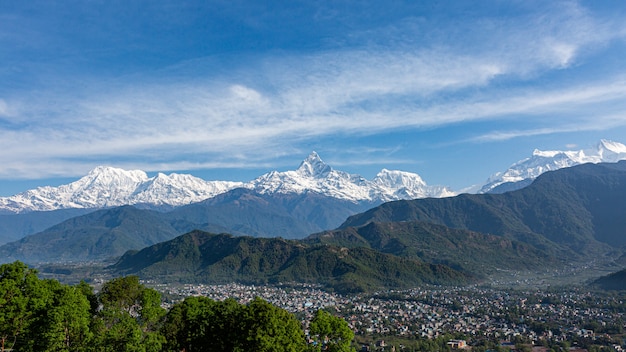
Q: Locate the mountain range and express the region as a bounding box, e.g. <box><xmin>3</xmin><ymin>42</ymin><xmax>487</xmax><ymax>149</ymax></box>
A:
<box><xmin>105</xmin><ymin>160</ymin><xmax>626</xmax><ymax>291</ymax></box>
<box><xmin>3</xmin><ymin>159</ymin><xmax>626</xmax><ymax>288</ymax></box>
<box><xmin>478</xmin><ymin>139</ymin><xmax>626</xmax><ymax>193</ymax></box>
<box><xmin>341</xmin><ymin>161</ymin><xmax>626</xmax><ymax>258</ymax></box>
<box><xmin>2</xmin><ymin>140</ymin><xmax>626</xmax><ymax>215</ymax></box>
<box><xmin>0</xmin><ymin>189</ymin><xmax>375</xmax><ymax>261</ymax></box>
<box><xmin>3</xmin><ymin>141</ymin><xmax>626</xmax><ymax>291</ymax></box>
<box><xmin>0</xmin><ymin>152</ymin><xmax>453</xmax><ymax>214</ymax></box>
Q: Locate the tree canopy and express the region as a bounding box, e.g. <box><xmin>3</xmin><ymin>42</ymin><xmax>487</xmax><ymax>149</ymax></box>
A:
<box><xmin>308</xmin><ymin>309</ymin><xmax>355</xmax><ymax>352</ymax></box>
<box><xmin>0</xmin><ymin>261</ymin><xmax>355</xmax><ymax>352</ymax></box>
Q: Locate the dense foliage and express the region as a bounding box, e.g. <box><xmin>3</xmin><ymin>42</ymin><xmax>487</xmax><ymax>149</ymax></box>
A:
<box><xmin>0</xmin><ymin>261</ymin><xmax>353</xmax><ymax>352</ymax></box>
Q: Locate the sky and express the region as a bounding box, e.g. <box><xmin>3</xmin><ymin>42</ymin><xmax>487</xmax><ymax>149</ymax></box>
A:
<box><xmin>1</xmin><ymin>0</ymin><xmax>626</xmax><ymax>196</ymax></box>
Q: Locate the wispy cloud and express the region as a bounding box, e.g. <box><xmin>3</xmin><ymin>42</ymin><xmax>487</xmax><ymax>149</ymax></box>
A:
<box><xmin>1</xmin><ymin>1</ymin><xmax>626</xmax><ymax>179</ymax></box>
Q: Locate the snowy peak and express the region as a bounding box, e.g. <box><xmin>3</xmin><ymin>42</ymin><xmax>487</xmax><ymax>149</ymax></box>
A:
<box><xmin>251</xmin><ymin>156</ymin><xmax>453</xmax><ymax>202</ymax></box>
<box><xmin>373</xmin><ymin>169</ymin><xmax>426</xmax><ymax>188</ymax></box>
<box><xmin>598</xmin><ymin>139</ymin><xmax>626</xmax><ymax>153</ymax></box>
<box><xmin>0</xmin><ymin>152</ymin><xmax>455</xmax><ymax>213</ymax></box>
<box><xmin>0</xmin><ymin>167</ymin><xmax>245</xmax><ymax>213</ymax></box>
<box><xmin>479</xmin><ymin>140</ymin><xmax>626</xmax><ymax>193</ymax></box>
<box><xmin>87</xmin><ymin>165</ymin><xmax>148</xmax><ymax>181</ymax></box>
<box><xmin>78</xmin><ymin>166</ymin><xmax>149</xmax><ymax>191</ymax></box>
<box><xmin>597</xmin><ymin>139</ymin><xmax>626</xmax><ymax>161</ymax></box>
<box><xmin>372</xmin><ymin>169</ymin><xmax>454</xmax><ymax>199</ymax></box>
<box><xmin>296</xmin><ymin>151</ymin><xmax>332</xmax><ymax>178</ymax></box>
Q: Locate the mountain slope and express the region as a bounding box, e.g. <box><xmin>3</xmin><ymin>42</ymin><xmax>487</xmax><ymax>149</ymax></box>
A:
<box><xmin>0</xmin><ymin>208</ymin><xmax>93</xmax><ymax>245</ymax></box>
<box><xmin>592</xmin><ymin>269</ymin><xmax>626</xmax><ymax>291</ymax></box>
<box><xmin>305</xmin><ymin>221</ymin><xmax>560</xmax><ymax>274</ymax></box>
<box><xmin>341</xmin><ymin>161</ymin><xmax>626</xmax><ymax>255</ymax></box>
<box><xmin>165</xmin><ymin>188</ymin><xmax>375</xmax><ymax>239</ymax></box>
<box><xmin>111</xmin><ymin>230</ymin><xmax>473</xmax><ymax>293</ymax></box>
<box><xmin>0</xmin><ymin>188</ymin><xmax>376</xmax><ymax>263</ymax></box>
<box><xmin>0</xmin><ymin>152</ymin><xmax>452</xmax><ymax>214</ymax></box>
<box><xmin>480</xmin><ymin>139</ymin><xmax>626</xmax><ymax>193</ymax></box>
<box><xmin>0</xmin><ymin>206</ymin><xmax>182</xmax><ymax>263</ymax></box>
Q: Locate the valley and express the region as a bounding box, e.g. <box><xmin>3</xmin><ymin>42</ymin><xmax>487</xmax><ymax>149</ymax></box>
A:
<box><xmin>6</xmin><ymin>2</ymin><xmax>626</xmax><ymax>350</ymax></box>
<box><xmin>3</xmin><ymin>146</ymin><xmax>626</xmax><ymax>351</ymax></box>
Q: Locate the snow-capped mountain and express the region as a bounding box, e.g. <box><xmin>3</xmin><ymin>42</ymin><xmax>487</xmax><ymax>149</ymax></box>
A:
<box><xmin>479</xmin><ymin>139</ymin><xmax>626</xmax><ymax>193</ymax></box>
<box><xmin>0</xmin><ymin>167</ymin><xmax>244</xmax><ymax>213</ymax></box>
<box><xmin>250</xmin><ymin>152</ymin><xmax>454</xmax><ymax>202</ymax></box>
<box><xmin>0</xmin><ymin>152</ymin><xmax>453</xmax><ymax>214</ymax></box>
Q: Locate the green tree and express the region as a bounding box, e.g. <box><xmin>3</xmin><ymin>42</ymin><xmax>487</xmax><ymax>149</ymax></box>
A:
<box><xmin>238</xmin><ymin>297</ymin><xmax>307</xmax><ymax>352</ymax></box>
<box><xmin>308</xmin><ymin>309</ymin><xmax>355</xmax><ymax>352</ymax></box>
<box><xmin>29</xmin><ymin>280</ymin><xmax>92</xmax><ymax>352</ymax></box>
<box><xmin>162</xmin><ymin>296</ymin><xmax>222</xmax><ymax>352</ymax></box>
<box><xmin>163</xmin><ymin>296</ymin><xmax>308</xmax><ymax>352</ymax></box>
<box><xmin>93</xmin><ymin>276</ymin><xmax>165</xmax><ymax>352</ymax></box>
<box><xmin>98</xmin><ymin>276</ymin><xmax>145</xmax><ymax>314</ymax></box>
<box><xmin>0</xmin><ymin>261</ymin><xmax>41</xmax><ymax>352</ymax></box>
<box><xmin>76</xmin><ymin>280</ymin><xmax>99</xmax><ymax>316</ymax></box>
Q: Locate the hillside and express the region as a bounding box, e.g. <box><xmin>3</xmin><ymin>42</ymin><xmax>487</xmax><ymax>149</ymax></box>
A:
<box><xmin>0</xmin><ymin>208</ymin><xmax>92</xmax><ymax>245</ymax></box>
<box><xmin>165</xmin><ymin>188</ymin><xmax>374</xmax><ymax>238</ymax></box>
<box><xmin>0</xmin><ymin>188</ymin><xmax>376</xmax><ymax>264</ymax></box>
<box><xmin>0</xmin><ymin>206</ymin><xmax>183</xmax><ymax>263</ymax></box>
<box><xmin>341</xmin><ymin>162</ymin><xmax>626</xmax><ymax>256</ymax></box>
<box><xmin>111</xmin><ymin>230</ymin><xmax>473</xmax><ymax>293</ymax></box>
<box><xmin>305</xmin><ymin>221</ymin><xmax>561</xmax><ymax>274</ymax></box>
<box><xmin>592</xmin><ymin>269</ymin><xmax>626</xmax><ymax>291</ymax></box>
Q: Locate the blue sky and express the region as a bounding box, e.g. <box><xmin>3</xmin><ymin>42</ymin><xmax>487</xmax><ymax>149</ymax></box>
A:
<box><xmin>1</xmin><ymin>0</ymin><xmax>626</xmax><ymax>196</ymax></box>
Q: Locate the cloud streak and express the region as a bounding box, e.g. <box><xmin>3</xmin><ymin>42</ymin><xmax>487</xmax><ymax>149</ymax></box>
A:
<box><xmin>1</xmin><ymin>1</ymin><xmax>626</xmax><ymax>179</ymax></box>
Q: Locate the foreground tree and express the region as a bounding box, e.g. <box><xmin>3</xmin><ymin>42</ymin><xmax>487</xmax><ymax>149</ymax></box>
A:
<box><xmin>29</xmin><ymin>280</ymin><xmax>92</xmax><ymax>351</ymax></box>
<box><xmin>162</xmin><ymin>296</ymin><xmax>225</xmax><ymax>351</ymax></box>
<box><xmin>162</xmin><ymin>296</ymin><xmax>307</xmax><ymax>352</ymax></box>
<box><xmin>238</xmin><ymin>297</ymin><xmax>307</xmax><ymax>352</ymax></box>
<box><xmin>1</xmin><ymin>261</ymin><xmax>355</xmax><ymax>351</ymax></box>
<box><xmin>92</xmin><ymin>276</ymin><xmax>166</xmax><ymax>352</ymax></box>
<box><xmin>308</xmin><ymin>309</ymin><xmax>355</xmax><ymax>352</ymax></box>
<box><xmin>0</xmin><ymin>261</ymin><xmax>42</xmax><ymax>351</ymax></box>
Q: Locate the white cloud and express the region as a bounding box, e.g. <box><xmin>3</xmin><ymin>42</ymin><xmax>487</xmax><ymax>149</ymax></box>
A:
<box><xmin>471</xmin><ymin>111</ymin><xmax>626</xmax><ymax>143</ymax></box>
<box><xmin>1</xmin><ymin>1</ymin><xmax>626</xmax><ymax>179</ymax></box>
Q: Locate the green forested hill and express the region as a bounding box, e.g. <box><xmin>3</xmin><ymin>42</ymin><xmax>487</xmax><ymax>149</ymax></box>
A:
<box><xmin>305</xmin><ymin>220</ymin><xmax>562</xmax><ymax>274</ymax></box>
<box><xmin>111</xmin><ymin>230</ymin><xmax>473</xmax><ymax>293</ymax></box>
<box><xmin>0</xmin><ymin>208</ymin><xmax>93</xmax><ymax>245</ymax></box>
<box><xmin>340</xmin><ymin>162</ymin><xmax>626</xmax><ymax>255</ymax></box>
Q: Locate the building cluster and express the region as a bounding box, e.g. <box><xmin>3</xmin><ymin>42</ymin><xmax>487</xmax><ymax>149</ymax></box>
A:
<box><xmin>161</xmin><ymin>283</ymin><xmax>626</xmax><ymax>350</ymax></box>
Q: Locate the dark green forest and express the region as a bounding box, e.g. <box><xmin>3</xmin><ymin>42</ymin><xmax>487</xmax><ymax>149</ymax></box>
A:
<box><xmin>0</xmin><ymin>261</ymin><xmax>354</xmax><ymax>352</ymax></box>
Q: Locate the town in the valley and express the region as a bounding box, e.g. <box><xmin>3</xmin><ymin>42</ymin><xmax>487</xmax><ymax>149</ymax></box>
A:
<box><xmin>155</xmin><ymin>281</ymin><xmax>626</xmax><ymax>352</ymax></box>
